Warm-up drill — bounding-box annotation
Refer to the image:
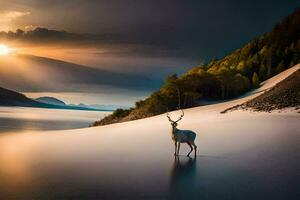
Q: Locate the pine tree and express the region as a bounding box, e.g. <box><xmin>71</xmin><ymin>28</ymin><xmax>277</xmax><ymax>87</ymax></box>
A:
<box><xmin>252</xmin><ymin>72</ymin><xmax>260</xmax><ymax>88</ymax></box>
<box><xmin>259</xmin><ymin>64</ymin><xmax>267</xmax><ymax>80</ymax></box>
<box><xmin>267</xmin><ymin>65</ymin><xmax>272</xmax><ymax>78</ymax></box>
<box><xmin>275</xmin><ymin>61</ymin><xmax>285</xmax><ymax>74</ymax></box>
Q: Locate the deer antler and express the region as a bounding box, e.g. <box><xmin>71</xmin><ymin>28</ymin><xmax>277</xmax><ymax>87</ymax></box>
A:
<box><xmin>166</xmin><ymin>109</ymin><xmax>184</xmax><ymax>123</ymax></box>
<box><xmin>166</xmin><ymin>112</ymin><xmax>174</xmax><ymax>123</ymax></box>
<box><xmin>175</xmin><ymin>109</ymin><xmax>184</xmax><ymax>123</ymax></box>
<box><xmin>166</xmin><ymin>86</ymin><xmax>185</xmax><ymax>123</ymax></box>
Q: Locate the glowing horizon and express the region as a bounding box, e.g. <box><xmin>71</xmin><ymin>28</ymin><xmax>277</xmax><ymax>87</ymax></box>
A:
<box><xmin>0</xmin><ymin>44</ymin><xmax>11</xmax><ymax>56</ymax></box>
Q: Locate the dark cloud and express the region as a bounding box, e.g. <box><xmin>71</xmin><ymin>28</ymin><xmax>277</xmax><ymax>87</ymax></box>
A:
<box><xmin>2</xmin><ymin>1</ymin><xmax>299</xmax><ymax>60</ymax></box>
<box><xmin>0</xmin><ymin>27</ymin><xmax>179</xmax><ymax>58</ymax></box>
<box><xmin>0</xmin><ymin>0</ymin><xmax>299</xmax><ymax>105</ymax></box>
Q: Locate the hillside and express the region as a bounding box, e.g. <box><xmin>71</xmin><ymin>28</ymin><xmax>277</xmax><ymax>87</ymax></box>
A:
<box><xmin>0</xmin><ymin>86</ymin><xmax>44</xmax><ymax>107</ymax></box>
<box><xmin>223</xmin><ymin>69</ymin><xmax>300</xmax><ymax>113</ymax></box>
<box><xmin>0</xmin><ymin>54</ymin><xmax>155</xmax><ymax>93</ymax></box>
<box><xmin>0</xmin><ymin>86</ymin><xmax>106</xmax><ymax>111</ymax></box>
<box><xmin>92</xmin><ymin>8</ymin><xmax>300</xmax><ymax>126</ymax></box>
<box><xmin>245</xmin><ymin>69</ymin><xmax>300</xmax><ymax>111</ymax></box>
<box><xmin>35</xmin><ymin>96</ymin><xmax>66</xmax><ymax>106</ymax></box>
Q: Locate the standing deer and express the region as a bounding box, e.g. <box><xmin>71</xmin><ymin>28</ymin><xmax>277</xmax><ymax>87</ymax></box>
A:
<box><xmin>167</xmin><ymin>110</ymin><xmax>197</xmax><ymax>157</ymax></box>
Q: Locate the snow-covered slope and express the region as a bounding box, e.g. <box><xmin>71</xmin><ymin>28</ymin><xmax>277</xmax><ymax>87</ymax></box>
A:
<box><xmin>0</xmin><ymin>65</ymin><xmax>299</xmax><ymax>199</ymax></box>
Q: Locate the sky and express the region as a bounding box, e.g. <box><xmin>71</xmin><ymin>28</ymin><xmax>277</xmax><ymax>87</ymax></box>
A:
<box><xmin>0</xmin><ymin>0</ymin><xmax>299</xmax><ymax>106</ymax></box>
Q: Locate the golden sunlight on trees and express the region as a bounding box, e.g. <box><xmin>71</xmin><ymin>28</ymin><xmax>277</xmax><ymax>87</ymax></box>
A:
<box><xmin>252</xmin><ymin>72</ymin><xmax>260</xmax><ymax>88</ymax></box>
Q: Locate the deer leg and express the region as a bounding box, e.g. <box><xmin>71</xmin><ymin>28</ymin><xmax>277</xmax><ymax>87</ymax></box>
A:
<box><xmin>174</xmin><ymin>142</ymin><xmax>177</xmax><ymax>156</ymax></box>
<box><xmin>187</xmin><ymin>142</ymin><xmax>193</xmax><ymax>157</ymax></box>
<box><xmin>177</xmin><ymin>142</ymin><xmax>181</xmax><ymax>155</ymax></box>
<box><xmin>174</xmin><ymin>154</ymin><xmax>179</xmax><ymax>163</ymax></box>
<box><xmin>191</xmin><ymin>141</ymin><xmax>197</xmax><ymax>157</ymax></box>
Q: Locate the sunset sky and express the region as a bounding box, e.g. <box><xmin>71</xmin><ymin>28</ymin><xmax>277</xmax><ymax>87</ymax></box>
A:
<box><xmin>0</xmin><ymin>0</ymin><xmax>299</xmax><ymax>106</ymax></box>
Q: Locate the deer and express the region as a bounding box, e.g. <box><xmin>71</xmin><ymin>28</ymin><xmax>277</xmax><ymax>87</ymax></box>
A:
<box><xmin>167</xmin><ymin>109</ymin><xmax>197</xmax><ymax>157</ymax></box>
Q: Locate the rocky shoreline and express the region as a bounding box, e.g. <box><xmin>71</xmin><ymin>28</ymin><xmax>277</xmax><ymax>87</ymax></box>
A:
<box><xmin>221</xmin><ymin>69</ymin><xmax>300</xmax><ymax>113</ymax></box>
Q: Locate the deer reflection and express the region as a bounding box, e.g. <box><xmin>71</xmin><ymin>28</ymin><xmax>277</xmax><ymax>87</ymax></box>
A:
<box><xmin>168</xmin><ymin>156</ymin><xmax>197</xmax><ymax>200</ymax></box>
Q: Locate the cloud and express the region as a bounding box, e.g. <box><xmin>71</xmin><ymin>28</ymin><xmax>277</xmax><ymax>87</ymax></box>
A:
<box><xmin>3</xmin><ymin>11</ymin><xmax>30</xmax><ymax>19</ymax></box>
<box><xmin>0</xmin><ymin>27</ymin><xmax>194</xmax><ymax>59</ymax></box>
<box><xmin>24</xmin><ymin>25</ymin><xmax>38</xmax><ymax>31</ymax></box>
<box><xmin>0</xmin><ymin>10</ymin><xmax>31</xmax><ymax>31</ymax></box>
<box><xmin>0</xmin><ymin>1</ymin><xmax>299</xmax><ymax>61</ymax></box>
<box><xmin>0</xmin><ymin>27</ymin><xmax>196</xmax><ymax>83</ymax></box>
<box><xmin>0</xmin><ymin>11</ymin><xmax>30</xmax><ymax>22</ymax></box>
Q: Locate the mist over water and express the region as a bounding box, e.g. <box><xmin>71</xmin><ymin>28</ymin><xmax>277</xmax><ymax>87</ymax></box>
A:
<box><xmin>0</xmin><ymin>107</ymin><xmax>108</xmax><ymax>133</ymax></box>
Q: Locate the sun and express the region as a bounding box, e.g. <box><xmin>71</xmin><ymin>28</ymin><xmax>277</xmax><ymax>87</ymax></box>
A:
<box><xmin>0</xmin><ymin>44</ymin><xmax>11</xmax><ymax>56</ymax></box>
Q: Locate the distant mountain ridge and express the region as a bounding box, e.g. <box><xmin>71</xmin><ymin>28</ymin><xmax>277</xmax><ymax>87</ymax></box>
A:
<box><xmin>0</xmin><ymin>54</ymin><xmax>156</xmax><ymax>93</ymax></box>
<box><xmin>73</xmin><ymin>103</ymin><xmax>129</xmax><ymax>110</ymax></box>
<box><xmin>35</xmin><ymin>96</ymin><xmax>66</xmax><ymax>106</ymax></box>
<box><xmin>0</xmin><ymin>86</ymin><xmax>45</xmax><ymax>107</ymax></box>
<box><xmin>0</xmin><ymin>86</ymin><xmax>110</xmax><ymax>111</ymax></box>
<box><xmin>35</xmin><ymin>96</ymin><xmax>120</xmax><ymax>110</ymax></box>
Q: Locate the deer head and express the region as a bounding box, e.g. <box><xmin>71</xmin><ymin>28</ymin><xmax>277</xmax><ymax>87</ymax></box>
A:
<box><xmin>166</xmin><ymin>109</ymin><xmax>184</xmax><ymax>128</ymax></box>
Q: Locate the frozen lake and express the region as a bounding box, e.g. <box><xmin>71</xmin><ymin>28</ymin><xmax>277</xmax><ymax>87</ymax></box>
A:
<box><xmin>0</xmin><ymin>110</ymin><xmax>299</xmax><ymax>199</ymax></box>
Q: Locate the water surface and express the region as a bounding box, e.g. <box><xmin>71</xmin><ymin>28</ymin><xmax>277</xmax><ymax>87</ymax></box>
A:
<box><xmin>0</xmin><ymin>106</ymin><xmax>108</xmax><ymax>133</ymax></box>
<box><xmin>0</xmin><ymin>111</ymin><xmax>298</xmax><ymax>199</ymax></box>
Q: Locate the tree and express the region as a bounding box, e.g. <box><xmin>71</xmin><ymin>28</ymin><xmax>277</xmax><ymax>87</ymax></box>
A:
<box><xmin>267</xmin><ymin>65</ymin><xmax>272</xmax><ymax>78</ymax></box>
<box><xmin>259</xmin><ymin>63</ymin><xmax>267</xmax><ymax>80</ymax></box>
<box><xmin>275</xmin><ymin>61</ymin><xmax>285</xmax><ymax>74</ymax></box>
<box><xmin>252</xmin><ymin>72</ymin><xmax>260</xmax><ymax>88</ymax></box>
<box><xmin>232</xmin><ymin>74</ymin><xmax>250</xmax><ymax>96</ymax></box>
<box><xmin>165</xmin><ymin>74</ymin><xmax>178</xmax><ymax>86</ymax></box>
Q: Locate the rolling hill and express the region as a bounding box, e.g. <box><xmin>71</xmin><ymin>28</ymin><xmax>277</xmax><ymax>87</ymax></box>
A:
<box><xmin>0</xmin><ymin>86</ymin><xmax>108</xmax><ymax>111</ymax></box>
<box><xmin>0</xmin><ymin>54</ymin><xmax>156</xmax><ymax>93</ymax></box>
<box><xmin>0</xmin><ymin>86</ymin><xmax>44</xmax><ymax>107</ymax></box>
<box><xmin>35</xmin><ymin>96</ymin><xmax>66</xmax><ymax>106</ymax></box>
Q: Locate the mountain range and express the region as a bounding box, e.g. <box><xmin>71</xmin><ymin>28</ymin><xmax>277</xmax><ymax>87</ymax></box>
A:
<box><xmin>35</xmin><ymin>96</ymin><xmax>124</xmax><ymax>110</ymax></box>
<box><xmin>0</xmin><ymin>86</ymin><xmax>110</xmax><ymax>111</ymax></box>
<box><xmin>0</xmin><ymin>54</ymin><xmax>157</xmax><ymax>93</ymax></box>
